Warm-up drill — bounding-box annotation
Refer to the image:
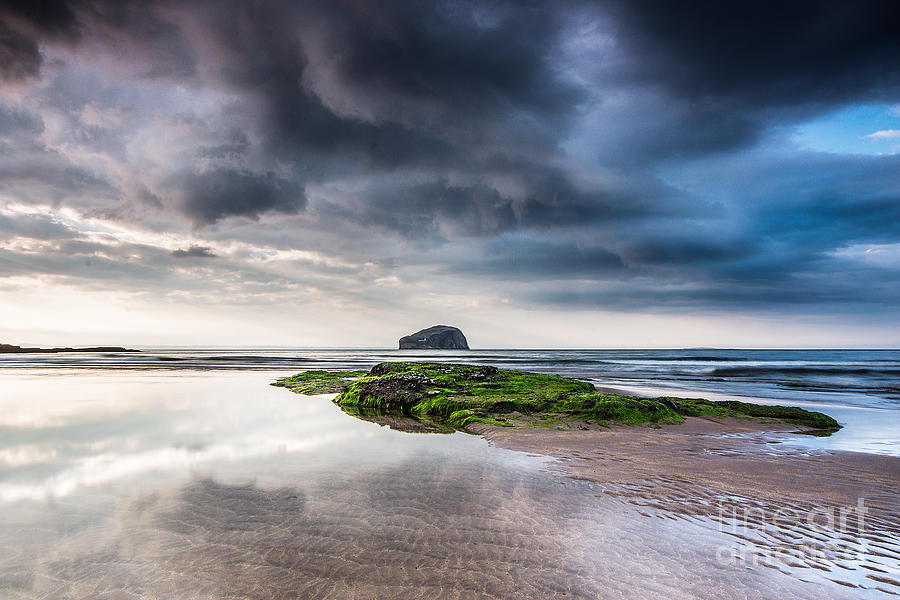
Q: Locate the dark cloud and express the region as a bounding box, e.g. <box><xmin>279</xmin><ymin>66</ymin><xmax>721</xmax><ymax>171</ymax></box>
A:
<box><xmin>450</xmin><ymin>236</ymin><xmax>625</xmax><ymax>279</ymax></box>
<box><xmin>755</xmin><ymin>192</ymin><xmax>900</xmax><ymax>249</ymax></box>
<box><xmin>2</xmin><ymin>0</ymin><xmax>81</xmax><ymax>38</ymax></box>
<box><xmin>525</xmin><ymin>278</ymin><xmax>895</xmax><ymax>313</ymax></box>
<box><xmin>0</xmin><ymin>0</ymin><xmax>194</xmax><ymax>81</ymax></box>
<box><xmin>593</xmin><ymin>0</ymin><xmax>900</xmax><ymax>161</ymax></box>
<box><xmin>0</xmin><ymin>0</ymin><xmax>81</xmax><ymax>81</ymax></box>
<box><xmin>227</xmin><ymin>1</ymin><xmax>577</xmax><ymax>135</ymax></box>
<box><xmin>175</xmin><ymin>169</ymin><xmax>306</xmax><ymax>226</ymax></box>
<box><xmin>171</xmin><ymin>246</ymin><xmax>217</xmax><ymax>259</ymax></box>
<box><xmin>0</xmin><ymin>0</ymin><xmax>898</xmax><ymax>322</ymax></box>
<box><xmin>197</xmin><ymin>134</ymin><xmax>250</xmax><ymax>161</ymax></box>
<box><xmin>300</xmin><ymin>0</ymin><xmax>579</xmax><ymax>125</ymax></box>
<box><xmin>0</xmin><ymin>21</ymin><xmax>43</xmax><ymax>82</ymax></box>
<box><xmin>320</xmin><ymin>179</ymin><xmax>515</xmax><ymax>241</ymax></box>
<box><xmin>610</xmin><ymin>0</ymin><xmax>900</xmax><ymax>108</ymax></box>
<box><xmin>316</xmin><ymin>164</ymin><xmax>687</xmax><ymax>246</ymax></box>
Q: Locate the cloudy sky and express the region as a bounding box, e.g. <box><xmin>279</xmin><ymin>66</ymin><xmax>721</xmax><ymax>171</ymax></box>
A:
<box><xmin>1</xmin><ymin>0</ymin><xmax>899</xmax><ymax>348</ymax></box>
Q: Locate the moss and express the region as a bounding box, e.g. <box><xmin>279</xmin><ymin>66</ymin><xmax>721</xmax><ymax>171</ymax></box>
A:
<box><xmin>446</xmin><ymin>409</ymin><xmax>510</xmax><ymax>428</ymax></box>
<box><xmin>708</xmin><ymin>399</ymin><xmax>841</xmax><ymax>429</ymax></box>
<box><xmin>656</xmin><ymin>397</ymin><xmax>842</xmax><ymax>429</ymax></box>
<box><xmin>271</xmin><ymin>369</ymin><xmax>367</xmax><ymax>395</ymax></box>
<box><xmin>274</xmin><ymin>362</ymin><xmax>841</xmax><ymax>433</ymax></box>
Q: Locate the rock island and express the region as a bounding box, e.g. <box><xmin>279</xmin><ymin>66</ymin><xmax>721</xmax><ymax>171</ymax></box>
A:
<box><xmin>273</xmin><ymin>362</ymin><xmax>840</xmax><ymax>431</ymax></box>
<box><xmin>398</xmin><ymin>325</ymin><xmax>469</xmax><ymax>350</ymax></box>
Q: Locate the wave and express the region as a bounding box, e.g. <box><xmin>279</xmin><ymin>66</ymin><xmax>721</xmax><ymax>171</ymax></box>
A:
<box><xmin>196</xmin><ymin>356</ymin><xmax>314</xmax><ymax>363</ymax></box>
<box><xmin>710</xmin><ymin>366</ymin><xmax>900</xmax><ymax>378</ymax></box>
<box><xmin>492</xmin><ymin>358</ymin><xmax>614</xmax><ymax>365</ymax></box>
<box><xmin>638</xmin><ymin>356</ymin><xmax>746</xmax><ymax>362</ymax></box>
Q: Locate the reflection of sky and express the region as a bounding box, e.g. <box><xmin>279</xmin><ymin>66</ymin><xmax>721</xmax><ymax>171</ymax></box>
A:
<box><xmin>0</xmin><ymin>371</ymin><xmax>488</xmax><ymax>502</ymax></box>
<box><xmin>766</xmin><ymin>402</ymin><xmax>900</xmax><ymax>456</ymax></box>
<box><xmin>3</xmin><ymin>364</ymin><xmax>898</xmax><ymax>504</ymax></box>
<box><xmin>793</xmin><ymin>104</ymin><xmax>900</xmax><ymax>155</ymax></box>
<box><xmin>1</xmin><ymin>371</ymin><xmax>895</xmax><ymax>598</ymax></box>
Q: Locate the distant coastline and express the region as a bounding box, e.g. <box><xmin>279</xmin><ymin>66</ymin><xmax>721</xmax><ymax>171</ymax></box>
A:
<box><xmin>0</xmin><ymin>343</ymin><xmax>139</xmax><ymax>354</ymax></box>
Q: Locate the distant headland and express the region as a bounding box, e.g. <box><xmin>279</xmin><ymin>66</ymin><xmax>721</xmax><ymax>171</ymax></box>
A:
<box><xmin>0</xmin><ymin>343</ymin><xmax>139</xmax><ymax>354</ymax></box>
<box><xmin>399</xmin><ymin>325</ymin><xmax>469</xmax><ymax>350</ymax></box>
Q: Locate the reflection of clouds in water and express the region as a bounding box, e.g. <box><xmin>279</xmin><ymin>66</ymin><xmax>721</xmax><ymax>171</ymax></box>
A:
<box><xmin>6</xmin><ymin>458</ymin><xmax>835</xmax><ymax>600</ymax></box>
<box><xmin>0</xmin><ymin>374</ymin><xmax>163</xmax><ymax>428</ymax></box>
<box><xmin>0</xmin><ymin>446</ymin><xmax>57</xmax><ymax>467</ymax></box>
<box><xmin>0</xmin><ymin>372</ymin><xmax>322</xmax><ymax>428</ymax></box>
<box><xmin>16</xmin><ymin>465</ymin><xmax>600</xmax><ymax>598</ymax></box>
<box><xmin>0</xmin><ymin>431</ymin><xmax>357</xmax><ymax>502</ymax></box>
<box><xmin>0</xmin><ymin>372</ymin><xmax>368</xmax><ymax>501</ymax></box>
<box><xmin>2</xmin><ymin>371</ymin><xmax>888</xmax><ymax>598</ymax></box>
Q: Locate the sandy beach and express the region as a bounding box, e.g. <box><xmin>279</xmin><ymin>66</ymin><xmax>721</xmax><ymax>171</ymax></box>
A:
<box><xmin>475</xmin><ymin>417</ymin><xmax>900</xmax><ymax>594</ymax></box>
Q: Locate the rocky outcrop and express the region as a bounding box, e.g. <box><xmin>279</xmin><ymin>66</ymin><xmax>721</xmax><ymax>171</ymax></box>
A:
<box><xmin>275</xmin><ymin>362</ymin><xmax>842</xmax><ymax>432</ymax></box>
<box><xmin>398</xmin><ymin>325</ymin><xmax>469</xmax><ymax>350</ymax></box>
<box><xmin>0</xmin><ymin>343</ymin><xmax>139</xmax><ymax>353</ymax></box>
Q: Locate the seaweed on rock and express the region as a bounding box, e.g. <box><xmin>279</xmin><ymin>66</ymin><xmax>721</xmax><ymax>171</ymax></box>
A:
<box><xmin>273</xmin><ymin>362</ymin><xmax>842</xmax><ymax>432</ymax></box>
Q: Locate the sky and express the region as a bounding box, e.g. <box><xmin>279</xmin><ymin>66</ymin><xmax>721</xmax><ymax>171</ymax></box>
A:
<box><xmin>0</xmin><ymin>0</ymin><xmax>899</xmax><ymax>348</ymax></box>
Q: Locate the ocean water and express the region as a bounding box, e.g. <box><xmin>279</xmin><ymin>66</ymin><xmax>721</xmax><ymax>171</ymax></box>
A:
<box><xmin>4</xmin><ymin>347</ymin><xmax>898</xmax><ymax>454</ymax></box>
<box><xmin>1</xmin><ymin>351</ymin><xmax>899</xmax><ymax>598</ymax></box>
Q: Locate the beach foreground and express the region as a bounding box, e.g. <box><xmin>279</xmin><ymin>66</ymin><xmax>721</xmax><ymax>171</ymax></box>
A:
<box><xmin>273</xmin><ymin>362</ymin><xmax>900</xmax><ymax>596</ymax></box>
<box><xmin>475</xmin><ymin>417</ymin><xmax>900</xmax><ymax>506</ymax></box>
<box><xmin>2</xmin><ymin>357</ymin><xmax>899</xmax><ymax>599</ymax></box>
<box><xmin>475</xmin><ymin>419</ymin><xmax>900</xmax><ymax>594</ymax></box>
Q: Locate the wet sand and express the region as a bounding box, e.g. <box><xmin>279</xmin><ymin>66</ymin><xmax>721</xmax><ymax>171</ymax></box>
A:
<box><xmin>475</xmin><ymin>417</ymin><xmax>900</xmax><ymax>504</ymax></box>
<box><xmin>475</xmin><ymin>417</ymin><xmax>900</xmax><ymax>595</ymax></box>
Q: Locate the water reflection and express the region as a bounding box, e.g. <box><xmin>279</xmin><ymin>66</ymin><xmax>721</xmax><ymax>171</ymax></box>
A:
<box><xmin>2</xmin><ymin>455</ymin><xmax>832</xmax><ymax>600</ymax></box>
<box><xmin>0</xmin><ymin>373</ymin><xmax>361</xmax><ymax>502</ymax></box>
<box><xmin>0</xmin><ymin>371</ymin><xmax>889</xmax><ymax>599</ymax></box>
<box><xmin>338</xmin><ymin>406</ymin><xmax>456</xmax><ymax>434</ymax></box>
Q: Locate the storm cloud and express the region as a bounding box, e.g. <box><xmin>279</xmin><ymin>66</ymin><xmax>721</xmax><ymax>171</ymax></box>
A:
<box><xmin>171</xmin><ymin>245</ymin><xmax>217</xmax><ymax>259</ymax></box>
<box><xmin>0</xmin><ymin>0</ymin><xmax>899</xmax><ymax>344</ymax></box>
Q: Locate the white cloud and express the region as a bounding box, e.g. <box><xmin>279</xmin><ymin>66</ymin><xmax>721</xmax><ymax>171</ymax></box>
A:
<box><xmin>864</xmin><ymin>129</ymin><xmax>900</xmax><ymax>139</ymax></box>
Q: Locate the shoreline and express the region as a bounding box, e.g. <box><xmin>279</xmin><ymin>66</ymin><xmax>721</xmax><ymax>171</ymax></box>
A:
<box><xmin>0</xmin><ymin>343</ymin><xmax>139</xmax><ymax>354</ymax></box>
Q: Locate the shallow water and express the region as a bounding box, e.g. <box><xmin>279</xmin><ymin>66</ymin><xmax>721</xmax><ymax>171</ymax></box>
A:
<box><xmin>3</xmin><ymin>347</ymin><xmax>899</xmax><ymax>455</ymax></box>
<box><xmin>4</xmin><ymin>349</ymin><xmax>899</xmax><ymax>415</ymax></box>
<box><xmin>2</xmin><ymin>370</ymin><xmax>893</xmax><ymax>598</ymax></box>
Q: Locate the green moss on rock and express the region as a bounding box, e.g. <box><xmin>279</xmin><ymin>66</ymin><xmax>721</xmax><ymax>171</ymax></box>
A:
<box><xmin>274</xmin><ymin>362</ymin><xmax>842</xmax><ymax>432</ymax></box>
<box><xmin>271</xmin><ymin>369</ymin><xmax>367</xmax><ymax>394</ymax></box>
<box><xmin>671</xmin><ymin>397</ymin><xmax>842</xmax><ymax>429</ymax></box>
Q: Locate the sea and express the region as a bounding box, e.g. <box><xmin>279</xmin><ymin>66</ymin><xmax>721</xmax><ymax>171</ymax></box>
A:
<box><xmin>1</xmin><ymin>348</ymin><xmax>898</xmax><ymax>598</ymax></box>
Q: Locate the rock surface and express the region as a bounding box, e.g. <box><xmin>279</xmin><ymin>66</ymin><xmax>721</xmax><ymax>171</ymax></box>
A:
<box><xmin>398</xmin><ymin>325</ymin><xmax>469</xmax><ymax>350</ymax></box>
